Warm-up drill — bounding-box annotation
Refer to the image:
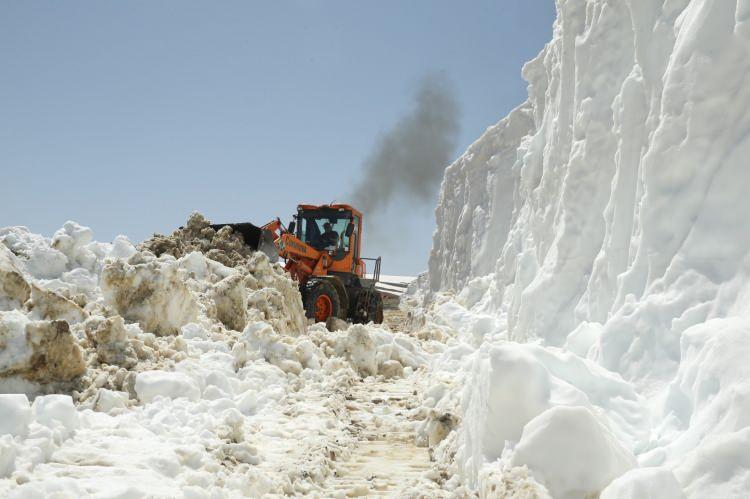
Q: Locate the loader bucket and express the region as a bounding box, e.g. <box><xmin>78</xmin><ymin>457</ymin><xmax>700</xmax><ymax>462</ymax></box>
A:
<box><xmin>210</xmin><ymin>223</ymin><xmax>279</xmax><ymax>261</ymax></box>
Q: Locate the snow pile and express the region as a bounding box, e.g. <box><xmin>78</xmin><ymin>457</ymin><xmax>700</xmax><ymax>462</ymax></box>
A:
<box><xmin>313</xmin><ymin>323</ymin><xmax>430</xmax><ymax>378</ymax></box>
<box><xmin>0</xmin><ymin>217</ymin><xmax>432</xmax><ymax>495</ymax></box>
<box><xmin>140</xmin><ymin>212</ymin><xmax>255</xmax><ymax>268</ymax></box>
<box><xmin>233</xmin><ymin>321</ymin><xmax>321</xmax><ymax>375</ymax></box>
<box><xmin>414</xmin><ymin>0</ymin><xmax>750</xmax><ymax>496</ymax></box>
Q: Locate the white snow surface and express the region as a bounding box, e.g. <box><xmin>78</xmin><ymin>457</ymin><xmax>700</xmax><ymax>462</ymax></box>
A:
<box><xmin>413</xmin><ymin>0</ymin><xmax>750</xmax><ymax>497</ymax></box>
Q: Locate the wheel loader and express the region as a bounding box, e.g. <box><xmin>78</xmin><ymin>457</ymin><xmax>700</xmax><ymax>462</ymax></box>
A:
<box><xmin>213</xmin><ymin>204</ymin><xmax>384</xmax><ymax>324</ymax></box>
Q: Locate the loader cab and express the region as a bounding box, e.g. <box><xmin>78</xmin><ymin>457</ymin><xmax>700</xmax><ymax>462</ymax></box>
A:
<box><xmin>294</xmin><ymin>204</ymin><xmax>363</xmax><ymax>276</ymax></box>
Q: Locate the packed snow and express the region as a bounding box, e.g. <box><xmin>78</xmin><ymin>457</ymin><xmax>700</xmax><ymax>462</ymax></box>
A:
<box><xmin>406</xmin><ymin>0</ymin><xmax>750</xmax><ymax>497</ymax></box>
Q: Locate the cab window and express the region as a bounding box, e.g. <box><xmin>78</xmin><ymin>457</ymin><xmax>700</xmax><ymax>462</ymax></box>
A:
<box><xmin>298</xmin><ymin>214</ymin><xmax>351</xmax><ymax>253</ymax></box>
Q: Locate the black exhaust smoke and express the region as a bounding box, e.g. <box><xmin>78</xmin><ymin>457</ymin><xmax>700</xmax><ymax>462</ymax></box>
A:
<box><xmin>350</xmin><ymin>73</ymin><xmax>461</xmax><ymax>216</ymax></box>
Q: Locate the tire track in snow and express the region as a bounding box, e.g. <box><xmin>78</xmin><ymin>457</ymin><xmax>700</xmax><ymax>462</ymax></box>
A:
<box><xmin>322</xmin><ymin>374</ymin><xmax>431</xmax><ymax>497</ymax></box>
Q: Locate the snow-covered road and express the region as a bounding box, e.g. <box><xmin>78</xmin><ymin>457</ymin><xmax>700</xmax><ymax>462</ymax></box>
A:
<box><xmin>323</xmin><ymin>371</ymin><xmax>430</xmax><ymax>497</ymax></box>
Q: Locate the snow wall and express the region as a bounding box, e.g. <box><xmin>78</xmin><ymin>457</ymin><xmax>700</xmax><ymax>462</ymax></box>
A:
<box><xmin>421</xmin><ymin>0</ymin><xmax>750</xmax><ymax>496</ymax></box>
<box><xmin>429</xmin><ymin>0</ymin><xmax>750</xmax><ymax>380</ymax></box>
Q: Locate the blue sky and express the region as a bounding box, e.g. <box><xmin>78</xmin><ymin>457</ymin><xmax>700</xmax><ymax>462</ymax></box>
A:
<box><xmin>0</xmin><ymin>1</ymin><xmax>555</xmax><ymax>275</ymax></box>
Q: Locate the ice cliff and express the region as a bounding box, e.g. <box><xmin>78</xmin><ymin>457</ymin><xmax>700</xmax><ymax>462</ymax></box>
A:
<box><xmin>419</xmin><ymin>0</ymin><xmax>750</xmax><ymax>496</ymax></box>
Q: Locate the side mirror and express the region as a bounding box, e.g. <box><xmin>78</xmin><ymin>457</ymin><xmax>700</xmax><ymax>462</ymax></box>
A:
<box><xmin>288</xmin><ymin>221</ymin><xmax>296</xmax><ymax>234</ymax></box>
<box><xmin>345</xmin><ymin>222</ymin><xmax>355</xmax><ymax>237</ymax></box>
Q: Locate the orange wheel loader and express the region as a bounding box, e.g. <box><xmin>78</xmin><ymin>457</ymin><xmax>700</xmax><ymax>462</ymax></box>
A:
<box><xmin>212</xmin><ymin>204</ymin><xmax>384</xmax><ymax>324</ymax></box>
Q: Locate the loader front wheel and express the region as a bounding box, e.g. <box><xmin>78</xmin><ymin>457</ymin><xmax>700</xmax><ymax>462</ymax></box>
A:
<box><xmin>314</xmin><ymin>295</ymin><xmax>333</xmax><ymax>323</ymax></box>
<box><xmin>303</xmin><ymin>279</ymin><xmax>341</xmax><ymax>323</ymax></box>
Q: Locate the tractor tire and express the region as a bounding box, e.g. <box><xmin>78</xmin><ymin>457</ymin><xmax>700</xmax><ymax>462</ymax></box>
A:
<box><xmin>352</xmin><ymin>289</ymin><xmax>384</xmax><ymax>325</ymax></box>
<box><xmin>303</xmin><ymin>279</ymin><xmax>342</xmax><ymax>323</ymax></box>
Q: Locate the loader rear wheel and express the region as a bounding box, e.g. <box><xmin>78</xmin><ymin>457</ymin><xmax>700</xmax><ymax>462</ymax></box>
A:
<box><xmin>353</xmin><ymin>289</ymin><xmax>384</xmax><ymax>325</ymax></box>
<box><xmin>368</xmin><ymin>291</ymin><xmax>384</xmax><ymax>324</ymax></box>
<box><xmin>303</xmin><ymin>279</ymin><xmax>342</xmax><ymax>323</ymax></box>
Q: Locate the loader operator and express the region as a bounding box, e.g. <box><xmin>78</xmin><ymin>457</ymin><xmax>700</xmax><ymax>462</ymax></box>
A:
<box><xmin>320</xmin><ymin>222</ymin><xmax>339</xmax><ymax>249</ymax></box>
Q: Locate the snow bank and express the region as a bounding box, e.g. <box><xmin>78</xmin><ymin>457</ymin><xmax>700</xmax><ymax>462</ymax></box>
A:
<box><xmin>0</xmin><ymin>215</ymin><xmax>430</xmax><ymax>495</ymax></box>
<box><xmin>415</xmin><ymin>0</ymin><xmax>750</xmax><ymax>496</ymax></box>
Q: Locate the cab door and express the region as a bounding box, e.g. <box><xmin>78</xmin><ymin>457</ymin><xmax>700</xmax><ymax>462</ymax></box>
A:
<box><xmin>352</xmin><ymin>215</ymin><xmax>362</xmax><ymax>275</ymax></box>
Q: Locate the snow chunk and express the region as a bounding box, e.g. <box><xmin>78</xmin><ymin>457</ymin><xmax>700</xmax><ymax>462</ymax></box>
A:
<box><xmin>0</xmin><ymin>435</ymin><xmax>15</xmax><ymax>478</ymax></box>
<box><xmin>0</xmin><ymin>226</ymin><xmax>68</xmax><ymax>279</ymax></box>
<box><xmin>233</xmin><ymin>322</ymin><xmax>313</xmax><ymax>374</ymax></box>
<box><xmin>27</xmin><ymin>284</ymin><xmax>85</xmax><ymax>323</ymax></box>
<box><xmin>564</xmin><ymin>321</ymin><xmax>603</xmax><ymax>358</ymax></box>
<box><xmin>675</xmin><ymin>427</ymin><xmax>750</xmax><ymax>498</ymax></box>
<box><xmin>91</xmin><ymin>388</ymin><xmax>130</xmax><ymax>413</ymax></box>
<box><xmin>457</xmin><ymin>342</ymin><xmax>644</xmax><ymax>488</ymax></box>
<box><xmin>664</xmin><ymin>318</ymin><xmax>750</xmax><ymax>450</ymax></box>
<box><xmin>83</xmin><ymin>315</ymin><xmax>137</xmax><ymax>367</ymax></box>
<box><xmin>0</xmin><ymin>394</ymin><xmax>31</xmax><ymax>437</ymax></box>
<box><xmin>0</xmin><ymin>311</ymin><xmax>32</xmax><ymax>375</ymax></box>
<box><xmin>324</xmin><ymin>324</ymin><xmax>429</xmax><ymax>378</ymax></box>
<box><xmin>211</xmin><ymin>273</ymin><xmax>248</xmax><ymax>331</ymax></box>
<box><xmin>0</xmin><ymin>311</ymin><xmax>86</xmax><ymax>383</ymax></box>
<box><xmin>101</xmin><ymin>252</ymin><xmax>199</xmax><ymax>336</ymax></box>
<box><xmin>461</xmin><ymin>344</ymin><xmax>550</xmax><ymax>481</ymax></box>
<box><xmin>511</xmin><ymin>406</ymin><xmax>636</xmax><ymax>499</ymax></box>
<box><xmin>32</xmin><ymin>394</ymin><xmax>80</xmax><ymax>436</ymax></box>
<box><xmin>109</xmin><ymin>235</ymin><xmax>137</xmax><ymax>260</ymax></box>
<box><xmin>478</xmin><ymin>462</ymin><xmax>552</xmax><ymax>499</ymax></box>
<box><xmin>235</xmin><ymin>390</ymin><xmax>258</xmax><ymax>416</ymax></box>
<box><xmin>340</xmin><ymin>325</ymin><xmax>378</xmax><ymax>377</ymax></box>
<box><xmin>135</xmin><ymin>370</ymin><xmax>201</xmax><ymax>403</ymax></box>
<box><xmin>601</xmin><ymin>467</ymin><xmax>685</xmax><ymax>499</ymax></box>
<box><xmin>51</xmin><ymin>221</ymin><xmax>95</xmax><ymax>271</ymax></box>
<box><xmin>0</xmin><ymin>245</ymin><xmax>31</xmax><ymax>310</ymax></box>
